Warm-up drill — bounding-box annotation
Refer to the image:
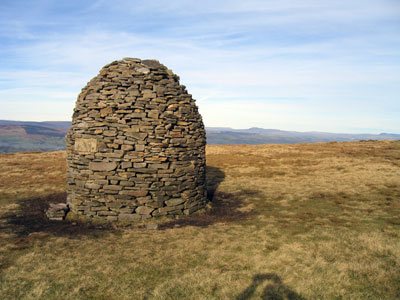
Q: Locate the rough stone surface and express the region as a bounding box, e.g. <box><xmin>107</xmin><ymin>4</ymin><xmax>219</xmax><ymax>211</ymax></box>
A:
<box><xmin>46</xmin><ymin>203</ymin><xmax>69</xmax><ymax>221</ymax></box>
<box><xmin>66</xmin><ymin>58</ymin><xmax>207</xmax><ymax>221</ymax></box>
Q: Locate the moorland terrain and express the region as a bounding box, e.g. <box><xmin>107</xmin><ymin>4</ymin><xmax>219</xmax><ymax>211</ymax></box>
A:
<box><xmin>0</xmin><ymin>141</ymin><xmax>399</xmax><ymax>299</ymax></box>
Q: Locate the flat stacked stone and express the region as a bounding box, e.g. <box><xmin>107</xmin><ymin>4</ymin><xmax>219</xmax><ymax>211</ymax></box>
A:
<box><xmin>66</xmin><ymin>58</ymin><xmax>207</xmax><ymax>221</ymax></box>
<box><xmin>45</xmin><ymin>203</ymin><xmax>69</xmax><ymax>221</ymax></box>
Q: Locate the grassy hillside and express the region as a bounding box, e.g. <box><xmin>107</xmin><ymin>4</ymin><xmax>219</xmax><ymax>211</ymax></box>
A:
<box><xmin>0</xmin><ymin>141</ymin><xmax>399</xmax><ymax>299</ymax></box>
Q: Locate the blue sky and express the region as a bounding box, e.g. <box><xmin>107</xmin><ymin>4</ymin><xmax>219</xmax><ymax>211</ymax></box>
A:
<box><xmin>0</xmin><ymin>0</ymin><xmax>399</xmax><ymax>133</ymax></box>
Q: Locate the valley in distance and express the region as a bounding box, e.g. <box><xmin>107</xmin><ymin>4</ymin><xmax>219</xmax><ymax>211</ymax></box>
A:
<box><xmin>0</xmin><ymin>119</ymin><xmax>399</xmax><ymax>153</ymax></box>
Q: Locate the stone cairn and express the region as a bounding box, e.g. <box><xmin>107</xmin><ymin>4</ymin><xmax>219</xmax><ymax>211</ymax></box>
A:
<box><xmin>66</xmin><ymin>58</ymin><xmax>207</xmax><ymax>221</ymax></box>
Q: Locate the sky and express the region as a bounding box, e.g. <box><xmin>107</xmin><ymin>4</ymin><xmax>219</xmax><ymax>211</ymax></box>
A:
<box><xmin>0</xmin><ymin>0</ymin><xmax>399</xmax><ymax>133</ymax></box>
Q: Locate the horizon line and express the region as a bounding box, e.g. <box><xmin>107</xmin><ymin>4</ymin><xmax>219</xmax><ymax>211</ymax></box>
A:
<box><xmin>0</xmin><ymin>119</ymin><xmax>399</xmax><ymax>135</ymax></box>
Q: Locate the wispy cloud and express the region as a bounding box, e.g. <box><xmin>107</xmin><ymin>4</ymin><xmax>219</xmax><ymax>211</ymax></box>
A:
<box><xmin>0</xmin><ymin>0</ymin><xmax>399</xmax><ymax>133</ymax></box>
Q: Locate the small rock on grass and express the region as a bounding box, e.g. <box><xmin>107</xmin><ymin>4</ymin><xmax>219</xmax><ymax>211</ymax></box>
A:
<box><xmin>45</xmin><ymin>203</ymin><xmax>69</xmax><ymax>221</ymax></box>
<box><xmin>146</xmin><ymin>223</ymin><xmax>159</xmax><ymax>230</ymax></box>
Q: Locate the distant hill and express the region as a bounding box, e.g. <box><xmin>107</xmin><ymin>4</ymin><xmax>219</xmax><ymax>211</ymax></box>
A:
<box><xmin>0</xmin><ymin>121</ymin><xmax>69</xmax><ymax>153</ymax></box>
<box><xmin>0</xmin><ymin>120</ymin><xmax>71</xmax><ymax>130</ymax></box>
<box><xmin>206</xmin><ymin>127</ymin><xmax>400</xmax><ymax>144</ymax></box>
<box><xmin>0</xmin><ymin>120</ymin><xmax>399</xmax><ymax>153</ymax></box>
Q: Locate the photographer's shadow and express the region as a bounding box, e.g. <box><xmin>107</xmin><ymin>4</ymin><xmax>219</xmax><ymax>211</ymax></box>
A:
<box><xmin>236</xmin><ymin>273</ymin><xmax>306</xmax><ymax>300</ymax></box>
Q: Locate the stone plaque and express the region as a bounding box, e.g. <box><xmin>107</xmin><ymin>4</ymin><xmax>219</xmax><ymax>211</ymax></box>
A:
<box><xmin>74</xmin><ymin>138</ymin><xmax>98</xmax><ymax>153</ymax></box>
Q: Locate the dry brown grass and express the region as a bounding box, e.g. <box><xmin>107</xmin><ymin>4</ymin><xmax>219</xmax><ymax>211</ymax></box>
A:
<box><xmin>0</xmin><ymin>151</ymin><xmax>66</xmax><ymax>202</ymax></box>
<box><xmin>0</xmin><ymin>140</ymin><xmax>399</xmax><ymax>300</ymax></box>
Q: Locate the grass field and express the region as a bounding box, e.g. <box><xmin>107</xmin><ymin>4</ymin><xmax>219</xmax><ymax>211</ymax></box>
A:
<box><xmin>0</xmin><ymin>141</ymin><xmax>399</xmax><ymax>300</ymax></box>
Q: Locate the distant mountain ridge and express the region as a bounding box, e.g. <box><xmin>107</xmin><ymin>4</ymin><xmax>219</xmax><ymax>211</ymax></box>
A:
<box><xmin>206</xmin><ymin>127</ymin><xmax>400</xmax><ymax>144</ymax></box>
<box><xmin>0</xmin><ymin>120</ymin><xmax>399</xmax><ymax>153</ymax></box>
<box><xmin>0</xmin><ymin>120</ymin><xmax>71</xmax><ymax>130</ymax></box>
<box><xmin>0</xmin><ymin>120</ymin><xmax>69</xmax><ymax>153</ymax></box>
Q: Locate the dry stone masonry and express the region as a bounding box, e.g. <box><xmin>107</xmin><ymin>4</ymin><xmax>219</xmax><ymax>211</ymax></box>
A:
<box><xmin>66</xmin><ymin>58</ymin><xmax>207</xmax><ymax>221</ymax></box>
<box><xmin>46</xmin><ymin>203</ymin><xmax>69</xmax><ymax>221</ymax></box>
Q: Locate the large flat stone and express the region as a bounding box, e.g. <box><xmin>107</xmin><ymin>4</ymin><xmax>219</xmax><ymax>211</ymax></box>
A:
<box><xmin>103</xmin><ymin>185</ymin><xmax>123</xmax><ymax>191</ymax></box>
<box><xmin>120</xmin><ymin>190</ymin><xmax>148</xmax><ymax>197</ymax></box>
<box><xmin>135</xmin><ymin>206</ymin><xmax>154</xmax><ymax>215</ymax></box>
<box><xmin>125</xmin><ymin>132</ymin><xmax>147</xmax><ymax>139</ymax></box>
<box><xmin>89</xmin><ymin>161</ymin><xmax>118</xmax><ymax>172</ymax></box>
<box><xmin>74</xmin><ymin>138</ymin><xmax>98</xmax><ymax>153</ymax></box>
<box><xmin>165</xmin><ymin>198</ymin><xmax>186</xmax><ymax>207</ymax></box>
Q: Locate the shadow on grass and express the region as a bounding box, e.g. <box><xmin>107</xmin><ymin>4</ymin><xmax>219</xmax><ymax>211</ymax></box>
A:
<box><xmin>1</xmin><ymin>166</ymin><xmax>257</xmax><ymax>236</ymax></box>
<box><xmin>206</xmin><ymin>165</ymin><xmax>226</xmax><ymax>202</ymax></box>
<box><xmin>1</xmin><ymin>192</ymin><xmax>114</xmax><ymax>239</ymax></box>
<box><xmin>236</xmin><ymin>273</ymin><xmax>306</xmax><ymax>300</ymax></box>
<box><xmin>161</xmin><ymin>166</ymin><xmax>260</xmax><ymax>229</ymax></box>
<box><xmin>0</xmin><ymin>193</ymin><xmax>116</xmax><ymax>278</ymax></box>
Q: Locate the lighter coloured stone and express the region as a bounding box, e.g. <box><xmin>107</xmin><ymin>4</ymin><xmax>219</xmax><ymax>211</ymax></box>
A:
<box><xmin>74</xmin><ymin>138</ymin><xmax>98</xmax><ymax>153</ymax></box>
<box><xmin>135</xmin><ymin>206</ymin><xmax>154</xmax><ymax>215</ymax></box>
<box><xmin>165</xmin><ymin>198</ymin><xmax>186</xmax><ymax>207</ymax></box>
<box><xmin>136</xmin><ymin>67</ymin><xmax>150</xmax><ymax>74</ymax></box>
<box><xmin>100</xmin><ymin>107</ymin><xmax>113</xmax><ymax>117</ymax></box>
